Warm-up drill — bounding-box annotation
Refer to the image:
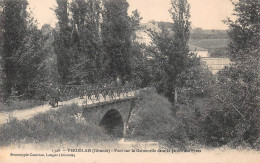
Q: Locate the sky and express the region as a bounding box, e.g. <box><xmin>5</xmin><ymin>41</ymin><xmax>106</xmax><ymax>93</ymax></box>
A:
<box><xmin>27</xmin><ymin>0</ymin><xmax>235</xmax><ymax>30</ymax></box>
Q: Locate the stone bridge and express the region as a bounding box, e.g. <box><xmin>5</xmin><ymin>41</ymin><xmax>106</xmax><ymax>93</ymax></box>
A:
<box><xmin>55</xmin><ymin>84</ymin><xmax>140</xmax><ymax>138</ymax></box>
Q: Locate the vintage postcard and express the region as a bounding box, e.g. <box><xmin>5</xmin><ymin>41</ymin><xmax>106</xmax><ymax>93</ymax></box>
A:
<box><xmin>0</xmin><ymin>0</ymin><xmax>259</xmax><ymax>162</ymax></box>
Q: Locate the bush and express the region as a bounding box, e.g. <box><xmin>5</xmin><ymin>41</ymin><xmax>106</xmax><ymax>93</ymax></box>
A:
<box><xmin>168</xmin><ymin>97</ymin><xmax>213</xmax><ymax>148</ymax></box>
<box><xmin>200</xmin><ymin>65</ymin><xmax>260</xmax><ymax>149</ymax></box>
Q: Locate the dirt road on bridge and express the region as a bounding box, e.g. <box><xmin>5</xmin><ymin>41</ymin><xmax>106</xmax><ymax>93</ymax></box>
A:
<box><xmin>0</xmin><ymin>92</ymin><xmax>136</xmax><ymax>125</ymax></box>
<box><xmin>0</xmin><ymin>98</ymin><xmax>86</xmax><ymax>125</ymax></box>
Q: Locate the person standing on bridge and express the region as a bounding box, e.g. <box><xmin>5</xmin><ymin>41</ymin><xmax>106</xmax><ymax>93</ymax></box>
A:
<box><xmin>48</xmin><ymin>84</ymin><xmax>60</xmax><ymax>107</ymax></box>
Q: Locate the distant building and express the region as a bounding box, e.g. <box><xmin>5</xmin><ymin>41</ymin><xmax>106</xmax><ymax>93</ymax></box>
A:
<box><xmin>135</xmin><ymin>23</ymin><xmax>161</xmax><ymax>45</ymax></box>
<box><xmin>134</xmin><ymin>23</ymin><xmax>162</xmax><ymax>60</ymax></box>
<box><xmin>135</xmin><ymin>30</ymin><xmax>151</xmax><ymax>45</ymax></box>
<box><xmin>135</xmin><ymin>23</ymin><xmax>231</xmax><ymax>74</ymax></box>
<box><xmin>189</xmin><ymin>44</ymin><xmax>210</xmax><ymax>58</ymax></box>
<box><xmin>189</xmin><ymin>44</ymin><xmax>231</xmax><ymax>74</ymax></box>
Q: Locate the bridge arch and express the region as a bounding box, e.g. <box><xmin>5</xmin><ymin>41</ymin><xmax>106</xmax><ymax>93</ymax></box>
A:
<box><xmin>82</xmin><ymin>99</ymin><xmax>136</xmax><ymax>138</ymax></box>
<box><xmin>99</xmin><ymin>109</ymin><xmax>124</xmax><ymax>138</ymax></box>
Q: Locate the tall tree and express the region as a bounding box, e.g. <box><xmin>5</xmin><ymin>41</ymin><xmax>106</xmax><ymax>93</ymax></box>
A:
<box><xmin>1</xmin><ymin>0</ymin><xmax>47</xmax><ymax>100</ymax></box>
<box><xmin>69</xmin><ymin>0</ymin><xmax>104</xmax><ymax>84</ymax></box>
<box><xmin>16</xmin><ymin>16</ymin><xmax>47</xmax><ymax>99</ymax></box>
<box><xmin>0</xmin><ymin>0</ymin><xmax>3</xmax><ymax>100</ymax></box>
<box><xmin>0</xmin><ymin>0</ymin><xmax>3</xmax><ymax>53</ymax></box>
<box><xmin>1</xmin><ymin>0</ymin><xmax>28</xmax><ymax>100</ymax></box>
<box><xmin>102</xmin><ymin>0</ymin><xmax>132</xmax><ymax>84</ymax></box>
<box><xmin>226</xmin><ymin>0</ymin><xmax>260</xmax><ymax>63</ymax></box>
<box><xmin>151</xmin><ymin>0</ymin><xmax>191</xmax><ymax>103</ymax></box>
<box><xmin>168</xmin><ymin>0</ymin><xmax>191</xmax><ymax>103</ymax></box>
<box><xmin>54</xmin><ymin>0</ymin><xmax>105</xmax><ymax>85</ymax></box>
<box><xmin>54</xmin><ymin>0</ymin><xmax>72</xmax><ymax>84</ymax></box>
<box><xmin>41</xmin><ymin>24</ymin><xmax>59</xmax><ymax>85</ymax></box>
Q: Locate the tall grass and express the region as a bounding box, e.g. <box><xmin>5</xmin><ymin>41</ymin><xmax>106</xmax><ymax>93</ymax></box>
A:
<box><xmin>0</xmin><ymin>104</ymin><xmax>110</xmax><ymax>147</ymax></box>
<box><xmin>127</xmin><ymin>89</ymin><xmax>175</xmax><ymax>141</ymax></box>
<box><xmin>127</xmin><ymin>89</ymin><xmax>210</xmax><ymax>149</ymax></box>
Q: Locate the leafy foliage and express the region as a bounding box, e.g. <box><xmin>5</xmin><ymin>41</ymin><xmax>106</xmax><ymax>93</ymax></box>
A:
<box><xmin>130</xmin><ymin>43</ymin><xmax>153</xmax><ymax>88</ymax></box>
<box><xmin>101</xmin><ymin>0</ymin><xmax>132</xmax><ymax>84</ymax></box>
<box><xmin>69</xmin><ymin>0</ymin><xmax>105</xmax><ymax>84</ymax></box>
<box><xmin>1</xmin><ymin>0</ymin><xmax>28</xmax><ymax>100</ymax></box>
<box><xmin>1</xmin><ymin>0</ymin><xmax>47</xmax><ymax>101</ymax></box>
<box><xmin>53</xmin><ymin>0</ymin><xmax>72</xmax><ymax>84</ymax></box>
<box><xmin>0</xmin><ymin>1</ymin><xmax>3</xmax><ymax>101</ymax></box>
<box><xmin>202</xmin><ymin>0</ymin><xmax>260</xmax><ymax>148</ymax></box>
<box><xmin>15</xmin><ymin>16</ymin><xmax>47</xmax><ymax>99</ymax></box>
<box><xmin>53</xmin><ymin>0</ymin><xmax>144</xmax><ymax>86</ymax></box>
<box><xmin>149</xmin><ymin>0</ymin><xmax>193</xmax><ymax>103</ymax></box>
<box><xmin>226</xmin><ymin>0</ymin><xmax>260</xmax><ymax>63</ymax></box>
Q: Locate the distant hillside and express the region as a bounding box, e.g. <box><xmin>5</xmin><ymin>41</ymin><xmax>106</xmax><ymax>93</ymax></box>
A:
<box><xmin>189</xmin><ymin>39</ymin><xmax>229</xmax><ymax>57</ymax></box>
<box><xmin>190</xmin><ymin>28</ymin><xmax>229</xmax><ymax>39</ymax></box>
<box><xmin>189</xmin><ymin>39</ymin><xmax>229</xmax><ymax>49</ymax></box>
<box><xmin>140</xmin><ymin>21</ymin><xmax>230</xmax><ymax>57</ymax></box>
<box><xmin>149</xmin><ymin>21</ymin><xmax>229</xmax><ymax>39</ymax></box>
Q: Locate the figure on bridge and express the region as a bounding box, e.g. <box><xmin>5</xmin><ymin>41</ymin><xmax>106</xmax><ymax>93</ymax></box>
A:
<box><xmin>94</xmin><ymin>89</ymin><xmax>100</xmax><ymax>102</ymax></box>
<box><xmin>79</xmin><ymin>80</ymin><xmax>85</xmax><ymax>99</ymax></box>
<box><xmin>87</xmin><ymin>89</ymin><xmax>93</xmax><ymax>102</ymax></box>
<box><xmin>49</xmin><ymin>84</ymin><xmax>60</xmax><ymax>107</ymax></box>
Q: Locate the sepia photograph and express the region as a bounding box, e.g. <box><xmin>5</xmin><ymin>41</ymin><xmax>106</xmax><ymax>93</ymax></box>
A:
<box><xmin>0</xmin><ymin>0</ymin><xmax>259</xmax><ymax>162</ymax></box>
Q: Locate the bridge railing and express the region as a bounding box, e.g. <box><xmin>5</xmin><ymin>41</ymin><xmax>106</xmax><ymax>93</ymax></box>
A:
<box><xmin>50</xmin><ymin>84</ymin><xmax>138</xmax><ymax>105</ymax></box>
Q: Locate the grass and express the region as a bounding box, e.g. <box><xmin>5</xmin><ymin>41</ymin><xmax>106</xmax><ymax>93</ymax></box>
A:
<box><xmin>0</xmin><ymin>104</ymin><xmax>111</xmax><ymax>147</ymax></box>
<box><xmin>127</xmin><ymin>88</ymin><xmax>175</xmax><ymax>141</ymax></box>
<box><xmin>126</xmin><ymin>89</ymin><xmax>206</xmax><ymax>150</ymax></box>
<box><xmin>0</xmin><ymin>99</ymin><xmax>45</xmax><ymax>112</ymax></box>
